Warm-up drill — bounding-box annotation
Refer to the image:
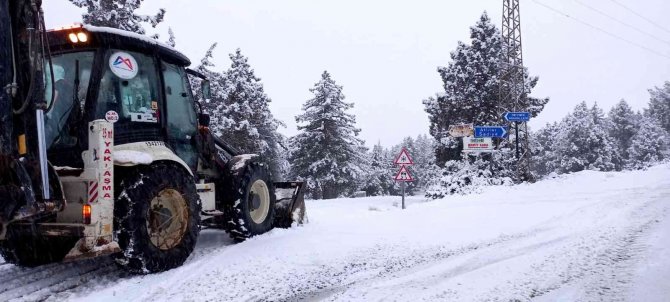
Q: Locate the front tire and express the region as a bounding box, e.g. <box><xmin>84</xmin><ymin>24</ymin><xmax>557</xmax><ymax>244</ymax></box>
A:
<box><xmin>114</xmin><ymin>163</ymin><xmax>200</xmax><ymax>274</ymax></box>
<box><xmin>220</xmin><ymin>156</ymin><xmax>276</xmax><ymax>242</ymax></box>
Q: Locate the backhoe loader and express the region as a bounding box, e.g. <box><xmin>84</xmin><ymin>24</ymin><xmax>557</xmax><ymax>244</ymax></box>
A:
<box><xmin>0</xmin><ymin>0</ymin><xmax>305</xmax><ymax>274</ymax></box>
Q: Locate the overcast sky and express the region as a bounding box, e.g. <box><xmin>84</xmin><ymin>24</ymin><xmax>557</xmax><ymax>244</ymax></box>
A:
<box><xmin>43</xmin><ymin>0</ymin><xmax>670</xmax><ymax>148</ymax></box>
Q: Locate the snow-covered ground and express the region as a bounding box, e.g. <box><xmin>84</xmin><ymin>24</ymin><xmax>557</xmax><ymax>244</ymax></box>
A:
<box><xmin>1</xmin><ymin>164</ymin><xmax>669</xmax><ymax>302</ymax></box>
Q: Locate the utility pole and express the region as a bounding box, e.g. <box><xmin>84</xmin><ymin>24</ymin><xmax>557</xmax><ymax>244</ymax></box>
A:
<box><xmin>500</xmin><ymin>0</ymin><xmax>532</xmax><ymax>181</ymax></box>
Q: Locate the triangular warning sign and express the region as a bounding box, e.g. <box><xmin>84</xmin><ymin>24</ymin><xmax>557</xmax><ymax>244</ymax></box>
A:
<box><xmin>394</xmin><ymin>148</ymin><xmax>414</xmax><ymax>166</ymax></box>
<box><xmin>394</xmin><ymin>165</ymin><xmax>414</xmax><ymax>182</ymax></box>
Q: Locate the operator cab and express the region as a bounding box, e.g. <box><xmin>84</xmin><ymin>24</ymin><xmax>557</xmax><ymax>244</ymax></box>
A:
<box><xmin>44</xmin><ymin>25</ymin><xmax>207</xmax><ymax>171</ymax></box>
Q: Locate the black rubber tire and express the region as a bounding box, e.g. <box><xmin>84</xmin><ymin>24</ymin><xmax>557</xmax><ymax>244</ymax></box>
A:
<box><xmin>0</xmin><ymin>229</ymin><xmax>77</xmax><ymax>267</ymax></box>
<box><xmin>113</xmin><ymin>162</ymin><xmax>200</xmax><ymax>274</ymax></box>
<box><xmin>220</xmin><ymin>157</ymin><xmax>276</xmax><ymax>242</ymax></box>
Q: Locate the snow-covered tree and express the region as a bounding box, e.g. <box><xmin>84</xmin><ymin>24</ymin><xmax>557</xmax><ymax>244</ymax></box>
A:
<box><xmin>166</xmin><ymin>27</ymin><xmax>176</xmax><ymax>47</ymax></box>
<box><xmin>553</xmin><ymin>102</ymin><xmax>620</xmax><ymax>173</ymax></box>
<box><xmin>608</xmin><ymin>100</ymin><xmax>638</xmax><ymax>161</ymax></box>
<box><xmin>627</xmin><ymin>116</ymin><xmax>668</xmax><ymax>169</ymax></box>
<box><xmin>288</xmin><ymin>71</ymin><xmax>367</xmax><ymax>199</ymax></box>
<box><xmin>187</xmin><ymin>46</ymin><xmax>286</xmax><ymax>177</ymax></box>
<box><xmin>412</xmin><ymin>134</ymin><xmax>440</xmax><ymax>192</ymax></box>
<box><xmin>68</xmin><ymin>0</ymin><xmax>165</xmax><ymax>35</ymax></box>
<box><xmin>423</xmin><ymin>12</ymin><xmax>548</xmax><ymax>166</ymax></box>
<box><xmin>361</xmin><ymin>143</ymin><xmax>390</xmax><ymax>196</ymax></box>
<box><xmin>531</xmin><ymin>122</ymin><xmax>560</xmax><ymax>177</ymax></box>
<box><xmin>189</xmin><ymin>43</ymin><xmax>225</xmax><ymax>117</ymax></box>
<box><xmin>591</xmin><ymin>102</ymin><xmax>607</xmax><ymax>126</ymax></box>
<box><xmin>647</xmin><ymin>82</ymin><xmax>670</xmax><ymax>134</ymax></box>
<box><xmin>216</xmin><ymin>49</ymin><xmax>286</xmax><ymax>178</ymax></box>
<box><xmin>425</xmin><ymin>153</ymin><xmax>513</xmax><ymax>198</ymax></box>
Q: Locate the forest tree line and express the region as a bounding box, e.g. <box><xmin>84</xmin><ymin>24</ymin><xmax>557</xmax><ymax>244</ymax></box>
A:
<box><xmin>68</xmin><ymin>1</ymin><xmax>670</xmax><ymax>200</ymax></box>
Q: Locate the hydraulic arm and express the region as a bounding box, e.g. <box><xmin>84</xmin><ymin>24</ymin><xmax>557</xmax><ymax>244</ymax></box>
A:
<box><xmin>0</xmin><ymin>0</ymin><xmax>57</xmax><ymax>237</ymax></box>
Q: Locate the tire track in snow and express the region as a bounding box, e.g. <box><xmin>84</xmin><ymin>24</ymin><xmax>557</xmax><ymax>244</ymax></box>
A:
<box><xmin>526</xmin><ymin>190</ymin><xmax>670</xmax><ymax>302</ymax></box>
<box><xmin>155</xmin><ymin>227</ymin><xmax>552</xmax><ymax>302</ymax></box>
<box><xmin>0</xmin><ymin>258</ymin><xmax>122</xmax><ymax>302</ymax></box>
<box><xmin>415</xmin><ymin>186</ymin><xmax>670</xmax><ymax>302</ymax></box>
<box><xmin>138</xmin><ymin>185</ymin><xmax>668</xmax><ymax>301</ymax></box>
<box><xmin>0</xmin><ymin>229</ymin><xmax>234</xmax><ymax>302</ymax></box>
<box><xmin>294</xmin><ymin>186</ymin><xmax>669</xmax><ymax>302</ymax></box>
<box><xmin>290</xmin><ymin>230</ymin><xmax>568</xmax><ymax>302</ymax></box>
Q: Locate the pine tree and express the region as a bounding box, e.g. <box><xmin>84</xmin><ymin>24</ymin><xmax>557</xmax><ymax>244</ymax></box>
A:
<box><xmin>361</xmin><ymin>143</ymin><xmax>388</xmax><ymax>196</ymax></box>
<box><xmin>608</xmin><ymin>100</ymin><xmax>637</xmax><ymax>162</ymax></box>
<box><xmin>647</xmin><ymin>82</ymin><xmax>670</xmax><ymax>134</ymax></box>
<box><xmin>189</xmin><ymin>43</ymin><xmax>226</xmax><ymax>121</ymax></box>
<box><xmin>412</xmin><ymin>134</ymin><xmax>440</xmax><ymax>191</ymax></box>
<box><xmin>166</xmin><ymin>27</ymin><xmax>176</xmax><ymax>47</ymax></box>
<box><xmin>531</xmin><ymin>122</ymin><xmax>560</xmax><ymax>177</ymax></box>
<box><xmin>554</xmin><ymin>102</ymin><xmax>619</xmax><ymax>173</ymax></box>
<box><xmin>68</xmin><ymin>0</ymin><xmax>165</xmax><ymax>34</ymax></box>
<box><xmin>591</xmin><ymin>102</ymin><xmax>606</xmax><ymax>126</ymax></box>
<box><xmin>423</xmin><ymin>12</ymin><xmax>548</xmax><ymax>166</ymax></box>
<box><xmin>288</xmin><ymin>71</ymin><xmax>366</xmax><ymax>199</ymax></box>
<box><xmin>627</xmin><ymin>115</ymin><xmax>668</xmax><ymax>169</ymax></box>
<box><xmin>217</xmin><ymin>49</ymin><xmax>286</xmax><ymax>178</ymax></box>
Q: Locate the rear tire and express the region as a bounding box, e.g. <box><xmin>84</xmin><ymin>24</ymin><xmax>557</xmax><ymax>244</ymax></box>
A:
<box><xmin>220</xmin><ymin>157</ymin><xmax>276</xmax><ymax>242</ymax></box>
<box><xmin>113</xmin><ymin>162</ymin><xmax>200</xmax><ymax>274</ymax></box>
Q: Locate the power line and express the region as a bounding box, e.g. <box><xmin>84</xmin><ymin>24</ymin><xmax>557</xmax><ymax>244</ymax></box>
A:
<box><xmin>573</xmin><ymin>0</ymin><xmax>670</xmax><ymax>46</ymax></box>
<box><xmin>530</xmin><ymin>0</ymin><xmax>670</xmax><ymax>60</ymax></box>
<box><xmin>607</xmin><ymin>0</ymin><xmax>670</xmax><ymax>34</ymax></box>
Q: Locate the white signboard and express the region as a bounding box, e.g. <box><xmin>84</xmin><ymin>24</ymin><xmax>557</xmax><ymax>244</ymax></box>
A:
<box><xmin>463</xmin><ymin>137</ymin><xmax>494</xmax><ymax>152</ymax></box>
<box><xmin>448</xmin><ymin>123</ymin><xmax>474</xmax><ymax>138</ymax></box>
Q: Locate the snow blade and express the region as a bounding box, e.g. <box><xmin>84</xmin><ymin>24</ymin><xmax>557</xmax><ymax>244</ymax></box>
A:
<box><xmin>273</xmin><ymin>182</ymin><xmax>306</xmax><ymax>228</ymax></box>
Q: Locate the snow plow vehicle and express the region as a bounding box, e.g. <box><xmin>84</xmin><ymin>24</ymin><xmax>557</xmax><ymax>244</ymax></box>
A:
<box><xmin>0</xmin><ymin>0</ymin><xmax>305</xmax><ymax>273</ymax></box>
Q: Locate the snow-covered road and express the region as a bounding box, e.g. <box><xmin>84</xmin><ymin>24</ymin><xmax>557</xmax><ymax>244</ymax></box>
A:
<box><xmin>1</xmin><ymin>164</ymin><xmax>669</xmax><ymax>302</ymax></box>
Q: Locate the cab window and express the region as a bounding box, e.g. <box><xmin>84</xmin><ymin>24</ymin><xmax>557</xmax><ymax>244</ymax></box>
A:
<box><xmin>43</xmin><ymin>51</ymin><xmax>94</xmax><ymax>148</ymax></box>
<box><xmin>95</xmin><ymin>50</ymin><xmax>160</xmax><ymax>124</ymax></box>
<box><xmin>163</xmin><ymin>62</ymin><xmax>198</xmax><ymax>170</ymax></box>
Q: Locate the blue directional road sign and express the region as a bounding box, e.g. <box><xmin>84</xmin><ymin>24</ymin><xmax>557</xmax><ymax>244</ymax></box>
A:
<box><xmin>504</xmin><ymin>112</ymin><xmax>531</xmax><ymax>122</ymax></box>
<box><xmin>474</xmin><ymin>126</ymin><xmax>508</xmax><ymax>138</ymax></box>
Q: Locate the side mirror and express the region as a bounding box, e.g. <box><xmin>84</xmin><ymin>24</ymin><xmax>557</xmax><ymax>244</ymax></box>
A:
<box><xmin>199</xmin><ymin>113</ymin><xmax>210</xmax><ymax>127</ymax></box>
<box><xmin>201</xmin><ymin>80</ymin><xmax>211</xmax><ymax>100</ymax></box>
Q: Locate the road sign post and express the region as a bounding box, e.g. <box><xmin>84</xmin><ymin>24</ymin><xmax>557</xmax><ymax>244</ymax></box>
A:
<box><xmin>503</xmin><ymin>112</ymin><xmax>530</xmax><ymax>159</ymax></box>
<box><xmin>515</xmin><ymin>122</ymin><xmax>520</xmax><ymax>159</ymax></box>
<box><xmin>393</xmin><ymin>148</ymin><xmax>414</xmax><ymax>210</ymax></box>
<box><xmin>401</xmin><ymin>182</ymin><xmax>405</xmax><ymax>210</ymax></box>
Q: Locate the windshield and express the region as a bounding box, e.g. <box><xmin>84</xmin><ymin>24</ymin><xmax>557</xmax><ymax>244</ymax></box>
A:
<box><xmin>94</xmin><ymin>50</ymin><xmax>161</xmax><ymax>124</ymax></box>
<box><xmin>44</xmin><ymin>51</ymin><xmax>94</xmax><ymax>148</ymax></box>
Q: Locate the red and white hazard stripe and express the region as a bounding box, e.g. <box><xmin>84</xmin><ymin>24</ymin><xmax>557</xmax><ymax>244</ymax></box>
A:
<box><xmin>88</xmin><ymin>181</ymin><xmax>99</xmax><ymax>203</ymax></box>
